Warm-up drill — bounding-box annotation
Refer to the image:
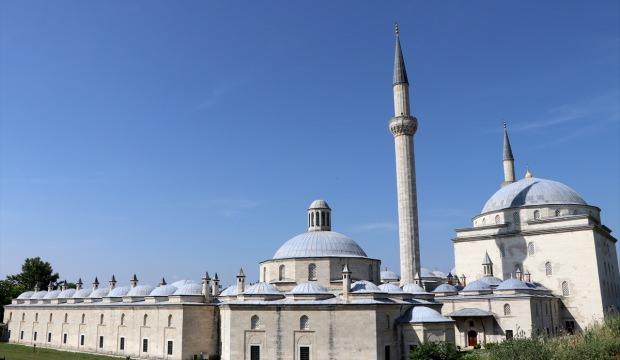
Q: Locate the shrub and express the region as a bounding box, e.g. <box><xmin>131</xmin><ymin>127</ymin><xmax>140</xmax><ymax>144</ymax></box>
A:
<box><xmin>409</xmin><ymin>342</ymin><xmax>460</xmax><ymax>360</ymax></box>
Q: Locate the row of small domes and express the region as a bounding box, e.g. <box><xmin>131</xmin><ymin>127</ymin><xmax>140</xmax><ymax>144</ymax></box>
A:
<box><xmin>17</xmin><ymin>279</ymin><xmax>204</xmax><ymax>300</ymax></box>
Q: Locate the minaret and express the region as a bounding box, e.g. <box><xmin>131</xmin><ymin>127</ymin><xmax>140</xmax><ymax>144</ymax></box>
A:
<box><xmin>76</xmin><ymin>278</ymin><xmax>83</xmax><ymax>291</ymax></box>
<box><xmin>109</xmin><ymin>275</ymin><xmax>117</xmax><ymax>290</ymax></box>
<box><xmin>236</xmin><ymin>268</ymin><xmax>246</xmax><ymax>295</ymax></box>
<box><xmin>130</xmin><ymin>274</ymin><xmax>138</xmax><ymax>288</ymax></box>
<box><xmin>482</xmin><ymin>252</ymin><xmax>494</xmax><ymax>277</ymax></box>
<box><xmin>502</xmin><ymin>122</ymin><xmax>516</xmax><ymax>187</ymax></box>
<box><xmin>389</xmin><ymin>23</ymin><xmax>421</xmax><ymax>285</ymax></box>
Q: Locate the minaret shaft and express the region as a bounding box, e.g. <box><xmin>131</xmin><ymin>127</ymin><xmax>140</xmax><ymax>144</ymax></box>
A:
<box><xmin>393</xmin><ymin>133</ymin><xmax>421</xmax><ymax>284</ymax></box>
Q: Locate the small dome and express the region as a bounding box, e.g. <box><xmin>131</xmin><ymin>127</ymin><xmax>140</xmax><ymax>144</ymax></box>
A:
<box><xmin>461</xmin><ymin>280</ymin><xmax>492</xmax><ymax>292</ymax></box>
<box><xmin>289</xmin><ymin>282</ymin><xmax>330</xmax><ymax>294</ymax></box>
<box><xmin>244</xmin><ymin>282</ymin><xmax>281</xmax><ymax>295</ymax></box>
<box><xmin>57</xmin><ymin>289</ymin><xmax>77</xmax><ymax>298</ymax></box>
<box><xmin>419</xmin><ymin>268</ymin><xmax>438</xmax><ymax>278</ymax></box>
<box><xmin>273</xmin><ymin>231</ymin><xmax>367</xmax><ymax>259</ymax></box>
<box><xmin>17</xmin><ymin>291</ymin><xmax>35</xmax><ymax>299</ymax></box>
<box><xmin>173</xmin><ymin>283</ymin><xmax>203</xmax><ymax>296</ymax></box>
<box><xmin>219</xmin><ymin>285</ymin><xmax>248</xmax><ymax>297</ymax></box>
<box><xmin>432</xmin><ymin>270</ymin><xmax>447</xmax><ymax>278</ymax></box>
<box><xmin>351</xmin><ymin>280</ymin><xmax>383</xmax><ymax>293</ymax></box>
<box><xmin>150</xmin><ymin>284</ymin><xmax>178</xmax><ymax>296</ymax></box>
<box><xmin>73</xmin><ymin>289</ymin><xmax>92</xmax><ymax>298</ymax></box>
<box><xmin>479</xmin><ymin>276</ymin><xmax>503</xmax><ymax>286</ymax></box>
<box><xmin>31</xmin><ymin>291</ymin><xmax>48</xmax><ymax>299</ymax></box>
<box><xmin>378</xmin><ymin>283</ymin><xmax>403</xmax><ymax>293</ymax></box>
<box><xmin>127</xmin><ymin>285</ymin><xmax>155</xmax><ymax>297</ymax></box>
<box><xmin>482</xmin><ymin>177</ymin><xmax>587</xmax><ymax>213</ymax></box>
<box><xmin>108</xmin><ymin>286</ymin><xmax>131</xmax><ymax>297</ymax></box>
<box><xmin>89</xmin><ymin>288</ymin><xmax>109</xmax><ymax>298</ymax></box>
<box><xmin>43</xmin><ymin>290</ymin><xmax>61</xmax><ymax>299</ymax></box>
<box><xmin>497</xmin><ymin>278</ymin><xmax>530</xmax><ymax>290</ymax></box>
<box><xmin>402</xmin><ymin>283</ymin><xmax>428</xmax><ymax>294</ymax></box>
<box><xmin>380</xmin><ymin>269</ymin><xmax>399</xmax><ymax>282</ymax></box>
<box><xmin>432</xmin><ymin>284</ymin><xmax>458</xmax><ymax>293</ymax></box>
<box><xmin>398</xmin><ymin>306</ymin><xmax>453</xmax><ymax>323</ymax></box>
<box><xmin>170</xmin><ymin>279</ymin><xmax>197</xmax><ymax>288</ymax></box>
<box><xmin>309</xmin><ymin>199</ymin><xmax>330</xmax><ymax>209</ymax></box>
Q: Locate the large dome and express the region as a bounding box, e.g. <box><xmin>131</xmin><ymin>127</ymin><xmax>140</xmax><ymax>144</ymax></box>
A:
<box><xmin>482</xmin><ymin>177</ymin><xmax>587</xmax><ymax>214</ymax></box>
<box><xmin>273</xmin><ymin>231</ymin><xmax>367</xmax><ymax>259</ymax></box>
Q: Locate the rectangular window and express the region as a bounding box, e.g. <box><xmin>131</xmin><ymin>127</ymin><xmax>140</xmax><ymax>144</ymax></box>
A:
<box><xmin>167</xmin><ymin>340</ymin><xmax>173</xmax><ymax>355</ymax></box>
<box><xmin>20</xmin><ymin>331</ymin><xmax>24</xmax><ymax>340</ymax></box>
<box><xmin>33</xmin><ymin>332</ymin><xmax>37</xmax><ymax>341</ymax></box>
<box><xmin>300</xmin><ymin>346</ymin><xmax>310</xmax><ymax>360</ymax></box>
<box><xmin>47</xmin><ymin>332</ymin><xmax>51</xmax><ymax>342</ymax></box>
<box><xmin>250</xmin><ymin>345</ymin><xmax>260</xmax><ymax>360</ymax></box>
<box><xmin>63</xmin><ymin>333</ymin><xmax>67</xmax><ymax>344</ymax></box>
<box><xmin>80</xmin><ymin>334</ymin><xmax>85</xmax><ymax>346</ymax></box>
<box><xmin>119</xmin><ymin>337</ymin><xmax>125</xmax><ymax>351</ymax></box>
<box><xmin>506</xmin><ymin>330</ymin><xmax>513</xmax><ymax>340</ymax></box>
<box><xmin>384</xmin><ymin>345</ymin><xmax>390</xmax><ymax>360</ymax></box>
<box><xmin>142</xmin><ymin>338</ymin><xmax>148</xmax><ymax>353</ymax></box>
<box><xmin>99</xmin><ymin>336</ymin><xmax>104</xmax><ymax>348</ymax></box>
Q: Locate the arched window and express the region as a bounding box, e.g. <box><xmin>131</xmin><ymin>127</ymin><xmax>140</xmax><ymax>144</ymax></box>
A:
<box><xmin>81</xmin><ymin>314</ymin><xmax>85</xmax><ymax>324</ymax></box>
<box><xmin>167</xmin><ymin>314</ymin><xmax>172</xmax><ymax>327</ymax></box>
<box><xmin>49</xmin><ymin>313</ymin><xmax>53</xmax><ymax>323</ymax></box>
<box><xmin>143</xmin><ymin>314</ymin><xmax>148</xmax><ymax>326</ymax></box>
<box><xmin>100</xmin><ymin>314</ymin><xmax>104</xmax><ymax>325</ymax></box>
<box><xmin>534</xmin><ymin>210</ymin><xmax>540</xmax><ymax>220</ymax></box>
<box><xmin>311</xmin><ymin>213</ymin><xmax>314</xmax><ymax>227</ymax></box>
<box><xmin>120</xmin><ymin>314</ymin><xmax>125</xmax><ymax>326</ymax></box>
<box><xmin>22</xmin><ymin>313</ymin><xmax>25</xmax><ymax>321</ymax></box>
<box><xmin>482</xmin><ymin>218</ymin><xmax>486</xmax><ymax>225</ymax></box>
<box><xmin>495</xmin><ymin>215</ymin><xmax>501</xmax><ymax>224</ymax></box>
<box><xmin>308</xmin><ymin>264</ymin><xmax>317</xmax><ymax>281</ymax></box>
<box><xmin>368</xmin><ymin>264</ymin><xmax>373</xmax><ymax>280</ymax></box>
<box><xmin>386</xmin><ymin>314</ymin><xmax>390</xmax><ymax>329</ymax></box>
<box><xmin>308</xmin><ymin>213</ymin><xmax>311</xmax><ymax>228</ymax></box>
<box><xmin>35</xmin><ymin>313</ymin><xmax>38</xmax><ymax>322</ymax></box>
<box><xmin>326</xmin><ymin>213</ymin><xmax>330</xmax><ymax>226</ymax></box>
<box><xmin>279</xmin><ymin>265</ymin><xmax>285</xmax><ymax>281</ymax></box>
<box><xmin>513</xmin><ymin>212</ymin><xmax>520</xmax><ymax>224</ymax></box>
<box><xmin>64</xmin><ymin>313</ymin><xmax>68</xmax><ymax>323</ymax></box>
<box><xmin>562</xmin><ymin>281</ymin><xmax>570</xmax><ymax>296</ymax></box>
<box><xmin>9</xmin><ymin>312</ymin><xmax>12</xmax><ymax>321</ymax></box>
<box><xmin>263</xmin><ymin>267</ymin><xmax>267</xmax><ymax>282</ymax></box>
<box><xmin>250</xmin><ymin>315</ymin><xmax>260</xmax><ymax>330</ymax></box>
<box><xmin>503</xmin><ymin>304</ymin><xmax>511</xmax><ymax>316</ymax></box>
<box><xmin>527</xmin><ymin>242</ymin><xmax>535</xmax><ymax>256</ymax></box>
<box><xmin>545</xmin><ymin>262</ymin><xmax>552</xmax><ymax>276</ymax></box>
<box><xmin>555</xmin><ymin>209</ymin><xmax>561</xmax><ymax>217</ymax></box>
<box><xmin>321</xmin><ymin>212</ymin><xmax>326</xmax><ymax>226</ymax></box>
<box><xmin>514</xmin><ymin>264</ymin><xmax>521</xmax><ymax>273</ymax></box>
<box><xmin>300</xmin><ymin>315</ymin><xmax>309</xmax><ymax>330</ymax></box>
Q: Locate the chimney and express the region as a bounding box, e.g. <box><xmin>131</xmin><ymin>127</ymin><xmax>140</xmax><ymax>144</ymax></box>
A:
<box><xmin>342</xmin><ymin>264</ymin><xmax>352</xmax><ymax>302</ymax></box>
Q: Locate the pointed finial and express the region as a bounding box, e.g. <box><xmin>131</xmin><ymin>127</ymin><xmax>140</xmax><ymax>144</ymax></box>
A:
<box><xmin>203</xmin><ymin>271</ymin><xmax>211</xmax><ymax>281</ymax></box>
<box><xmin>525</xmin><ymin>167</ymin><xmax>533</xmax><ymax>178</ymax></box>
<box><xmin>503</xmin><ymin>120</ymin><xmax>507</xmax><ymax>129</ymax></box>
<box><xmin>160</xmin><ymin>277</ymin><xmax>167</xmax><ymax>286</ymax></box>
<box><xmin>342</xmin><ymin>264</ymin><xmax>351</xmax><ymax>273</ymax></box>
<box><xmin>111</xmin><ymin>274</ymin><xmax>116</xmax><ymax>282</ymax></box>
<box><xmin>132</xmin><ymin>274</ymin><xmax>138</xmax><ymax>281</ymax></box>
<box><xmin>237</xmin><ymin>268</ymin><xmax>245</xmax><ymax>277</ymax></box>
<box><xmin>214</xmin><ymin>273</ymin><xmax>219</xmax><ymax>281</ymax></box>
<box><xmin>77</xmin><ymin>278</ymin><xmax>83</xmax><ymax>285</ymax></box>
<box><xmin>93</xmin><ymin>277</ymin><xmax>99</xmax><ymax>285</ymax></box>
<box><xmin>394</xmin><ymin>22</ymin><xmax>400</xmax><ymax>36</ymax></box>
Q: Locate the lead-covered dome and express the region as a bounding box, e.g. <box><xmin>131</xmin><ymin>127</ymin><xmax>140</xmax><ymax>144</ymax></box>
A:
<box><xmin>273</xmin><ymin>231</ymin><xmax>367</xmax><ymax>259</ymax></box>
<box><xmin>482</xmin><ymin>177</ymin><xmax>586</xmax><ymax>213</ymax></box>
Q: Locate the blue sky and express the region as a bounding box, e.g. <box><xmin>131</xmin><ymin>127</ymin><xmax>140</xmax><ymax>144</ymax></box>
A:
<box><xmin>1</xmin><ymin>1</ymin><xmax>618</xmax><ymax>287</ymax></box>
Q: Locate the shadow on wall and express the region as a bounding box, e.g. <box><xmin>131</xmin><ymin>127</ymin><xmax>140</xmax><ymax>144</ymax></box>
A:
<box><xmin>496</xmin><ymin>235</ymin><xmax>527</xmax><ymax>280</ymax></box>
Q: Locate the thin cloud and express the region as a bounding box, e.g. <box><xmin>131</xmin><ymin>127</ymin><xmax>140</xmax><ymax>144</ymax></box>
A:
<box><xmin>351</xmin><ymin>222</ymin><xmax>397</xmax><ymax>232</ymax></box>
<box><xmin>196</xmin><ymin>82</ymin><xmax>238</xmax><ymax>110</ymax></box>
<box><xmin>514</xmin><ymin>92</ymin><xmax>619</xmax><ymax>132</ymax></box>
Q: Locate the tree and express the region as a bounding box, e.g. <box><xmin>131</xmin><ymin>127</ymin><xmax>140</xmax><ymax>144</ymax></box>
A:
<box><xmin>0</xmin><ymin>279</ymin><xmax>24</xmax><ymax>321</ymax></box>
<box><xmin>7</xmin><ymin>257</ymin><xmax>59</xmax><ymax>291</ymax></box>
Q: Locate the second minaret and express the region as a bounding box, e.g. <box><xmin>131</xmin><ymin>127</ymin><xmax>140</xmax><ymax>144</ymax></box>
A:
<box><xmin>389</xmin><ymin>24</ymin><xmax>421</xmax><ymax>285</ymax></box>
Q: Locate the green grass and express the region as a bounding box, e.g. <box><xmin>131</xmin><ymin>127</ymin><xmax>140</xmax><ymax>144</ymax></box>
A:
<box><xmin>0</xmin><ymin>343</ymin><xmax>121</xmax><ymax>360</ymax></box>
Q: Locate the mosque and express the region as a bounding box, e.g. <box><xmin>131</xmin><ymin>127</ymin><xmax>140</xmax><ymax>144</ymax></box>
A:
<box><xmin>3</xmin><ymin>26</ymin><xmax>619</xmax><ymax>360</ymax></box>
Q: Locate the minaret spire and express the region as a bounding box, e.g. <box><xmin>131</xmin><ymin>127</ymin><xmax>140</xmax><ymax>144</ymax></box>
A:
<box><xmin>502</xmin><ymin>121</ymin><xmax>516</xmax><ymax>187</ymax></box>
<box><xmin>389</xmin><ymin>24</ymin><xmax>421</xmax><ymax>285</ymax></box>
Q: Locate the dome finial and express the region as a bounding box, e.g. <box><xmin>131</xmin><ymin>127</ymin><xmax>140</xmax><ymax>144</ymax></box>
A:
<box><xmin>525</xmin><ymin>167</ymin><xmax>533</xmax><ymax>178</ymax></box>
<box><xmin>308</xmin><ymin>200</ymin><xmax>332</xmax><ymax>232</ymax></box>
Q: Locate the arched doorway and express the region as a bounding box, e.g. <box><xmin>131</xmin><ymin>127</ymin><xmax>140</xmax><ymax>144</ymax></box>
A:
<box><xmin>467</xmin><ymin>330</ymin><xmax>478</xmax><ymax>347</ymax></box>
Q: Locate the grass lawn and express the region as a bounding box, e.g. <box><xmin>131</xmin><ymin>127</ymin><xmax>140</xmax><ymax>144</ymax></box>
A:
<box><xmin>0</xmin><ymin>343</ymin><xmax>121</xmax><ymax>360</ymax></box>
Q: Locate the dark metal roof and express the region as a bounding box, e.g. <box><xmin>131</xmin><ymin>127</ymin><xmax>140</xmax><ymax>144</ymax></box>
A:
<box><xmin>393</xmin><ymin>36</ymin><xmax>409</xmax><ymax>85</ymax></box>
<box><xmin>503</xmin><ymin>124</ymin><xmax>514</xmax><ymax>161</ymax></box>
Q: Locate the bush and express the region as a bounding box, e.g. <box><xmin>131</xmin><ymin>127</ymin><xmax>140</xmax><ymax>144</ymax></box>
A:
<box><xmin>409</xmin><ymin>342</ymin><xmax>460</xmax><ymax>360</ymax></box>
